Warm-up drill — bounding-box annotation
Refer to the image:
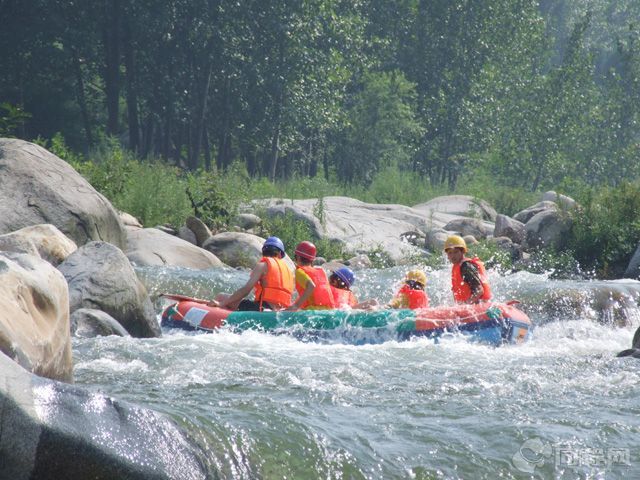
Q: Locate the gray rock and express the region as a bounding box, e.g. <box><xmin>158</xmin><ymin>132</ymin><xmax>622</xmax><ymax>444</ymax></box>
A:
<box><xmin>155</xmin><ymin>224</ymin><xmax>178</xmax><ymax>235</ymax></box>
<box><xmin>0</xmin><ymin>352</ymin><xmax>208</xmax><ymax>479</ymax></box>
<box><xmin>233</xmin><ymin>213</ymin><xmax>262</xmax><ymax>230</ymax></box>
<box><xmin>541</xmin><ymin>191</ymin><xmax>577</xmax><ymax>210</ymax></box>
<box><xmin>623</xmin><ymin>242</ymin><xmax>640</xmax><ymax>279</ymax></box>
<box><xmin>202</xmin><ymin>231</ymin><xmax>265</xmax><ymax>268</ymax></box>
<box><xmin>463</xmin><ymin>235</ymin><xmax>479</xmax><ymax>247</ymax></box>
<box><xmin>313</xmin><ymin>256</ymin><xmax>327</xmax><ymax>266</ymax></box>
<box><xmin>126</xmin><ymin>228</ymin><xmax>224</xmax><ymax>269</ymax></box>
<box><xmin>523</xmin><ymin>210</ymin><xmax>573</xmax><ymax>251</ymax></box>
<box><xmin>513</xmin><ymin>201</ymin><xmax>557</xmax><ymax>224</ymax></box>
<box><xmin>0</xmin><ymin>138</ymin><xmax>126</xmax><ymax>249</ymax></box>
<box><xmin>413</xmin><ymin>195</ymin><xmax>497</xmax><ymax>222</ymax></box>
<box><xmin>346</xmin><ymin>254</ymin><xmax>372</xmax><ymax>269</ymax></box>
<box><xmin>59</xmin><ymin>241</ymin><xmax>160</xmax><ymax>338</ymax></box>
<box><xmin>0</xmin><ymin>224</ymin><xmax>77</xmax><ymax>266</ymax></box>
<box><xmin>119</xmin><ymin>211</ymin><xmax>143</xmax><ymax>228</ymax></box>
<box><xmin>257</xmin><ymin>196</ymin><xmax>431</xmax><ymax>263</ymax></box>
<box><xmin>0</xmin><ymin>252</ymin><xmax>72</xmax><ymax>381</ymax></box>
<box><xmin>400</xmin><ymin>230</ymin><xmax>426</xmax><ymax>247</ymax></box>
<box><xmin>488</xmin><ymin>236</ymin><xmax>514</xmax><ymax>249</ymax></box>
<box><xmin>493</xmin><ymin>214</ymin><xmax>525</xmax><ymax>244</ymax></box>
<box><xmin>178</xmin><ymin>226</ymin><xmax>197</xmax><ymax>245</ymax></box>
<box><xmin>443</xmin><ymin>218</ymin><xmax>494</xmax><ymax>239</ymax></box>
<box><xmin>185</xmin><ymin>216</ymin><xmax>212</xmax><ymax>246</ymax></box>
<box><xmin>425</xmin><ymin>229</ymin><xmax>450</xmax><ymax>252</ymax></box>
<box><xmin>70</xmin><ymin>308</ymin><xmax>130</xmax><ymax>338</ymax></box>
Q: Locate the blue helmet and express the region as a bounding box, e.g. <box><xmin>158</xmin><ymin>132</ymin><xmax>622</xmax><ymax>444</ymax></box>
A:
<box><xmin>333</xmin><ymin>267</ymin><xmax>355</xmax><ymax>288</ymax></box>
<box><xmin>263</xmin><ymin>236</ymin><xmax>285</xmax><ymax>257</ymax></box>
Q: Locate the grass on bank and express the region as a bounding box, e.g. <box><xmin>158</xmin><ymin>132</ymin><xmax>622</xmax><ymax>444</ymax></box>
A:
<box><xmin>48</xmin><ymin>135</ymin><xmax>640</xmax><ymax>279</ymax></box>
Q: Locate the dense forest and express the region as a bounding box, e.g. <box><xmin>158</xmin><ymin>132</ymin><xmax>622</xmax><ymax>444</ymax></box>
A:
<box><xmin>2</xmin><ymin>0</ymin><xmax>640</xmax><ymax>190</ymax></box>
<box><xmin>2</xmin><ymin>1</ymin><xmax>640</xmax><ymax>277</ymax></box>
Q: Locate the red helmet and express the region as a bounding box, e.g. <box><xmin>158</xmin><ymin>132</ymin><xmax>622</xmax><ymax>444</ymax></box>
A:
<box><xmin>294</xmin><ymin>241</ymin><xmax>317</xmax><ymax>261</ymax></box>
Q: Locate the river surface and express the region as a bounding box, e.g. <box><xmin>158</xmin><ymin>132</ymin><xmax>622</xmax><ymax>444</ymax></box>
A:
<box><xmin>72</xmin><ymin>265</ymin><xmax>640</xmax><ymax>479</ymax></box>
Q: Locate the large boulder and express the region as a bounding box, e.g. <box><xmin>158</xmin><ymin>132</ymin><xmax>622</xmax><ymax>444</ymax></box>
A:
<box><xmin>513</xmin><ymin>201</ymin><xmax>557</xmax><ymax>224</ymax></box>
<box><xmin>0</xmin><ymin>138</ymin><xmax>127</xmax><ymax>249</ymax></box>
<box><xmin>442</xmin><ymin>217</ymin><xmax>494</xmax><ymax>240</ymax></box>
<box><xmin>0</xmin><ymin>252</ymin><xmax>72</xmax><ymax>381</ymax></box>
<box><xmin>413</xmin><ymin>195</ymin><xmax>498</xmax><ymax>226</ymax></box>
<box><xmin>202</xmin><ymin>232</ymin><xmax>296</xmax><ymax>271</ymax></box>
<box><xmin>58</xmin><ymin>241</ymin><xmax>160</xmax><ymax>338</ymax></box>
<box><xmin>424</xmin><ymin>228</ymin><xmax>450</xmax><ymax>252</ymax></box>
<box><xmin>0</xmin><ymin>224</ymin><xmax>77</xmax><ymax>266</ymax></box>
<box><xmin>0</xmin><ymin>352</ymin><xmax>209</xmax><ymax>479</ymax></box>
<box><xmin>493</xmin><ymin>214</ymin><xmax>525</xmax><ymax>244</ymax></box>
<box><xmin>185</xmin><ymin>216</ymin><xmax>212</xmax><ymax>247</ymax></box>
<box><xmin>522</xmin><ymin>209</ymin><xmax>573</xmax><ymax>251</ymax></box>
<box><xmin>126</xmin><ymin>228</ymin><xmax>224</xmax><ymax>269</ymax></box>
<box><xmin>541</xmin><ymin>191</ymin><xmax>577</xmax><ymax>210</ymax></box>
<box><xmin>256</xmin><ymin>197</ymin><xmax>430</xmax><ymax>263</ymax></box>
<box><xmin>623</xmin><ymin>242</ymin><xmax>640</xmax><ymax>280</ymax></box>
<box><xmin>233</xmin><ymin>213</ymin><xmax>262</xmax><ymax>230</ymax></box>
<box><xmin>202</xmin><ymin>232</ymin><xmax>265</xmax><ymax>268</ymax></box>
<box><xmin>70</xmin><ymin>308</ymin><xmax>130</xmax><ymax>338</ymax></box>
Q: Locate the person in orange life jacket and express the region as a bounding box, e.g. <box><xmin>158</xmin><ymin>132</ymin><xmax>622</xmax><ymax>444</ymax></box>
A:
<box><xmin>214</xmin><ymin>236</ymin><xmax>294</xmax><ymax>311</ymax></box>
<box><xmin>287</xmin><ymin>241</ymin><xmax>334</xmax><ymax>311</ymax></box>
<box><xmin>387</xmin><ymin>269</ymin><xmax>429</xmax><ymax>309</ymax></box>
<box><xmin>443</xmin><ymin>235</ymin><xmax>492</xmax><ymax>304</ymax></box>
<box><xmin>329</xmin><ymin>267</ymin><xmax>378</xmax><ymax>309</ymax></box>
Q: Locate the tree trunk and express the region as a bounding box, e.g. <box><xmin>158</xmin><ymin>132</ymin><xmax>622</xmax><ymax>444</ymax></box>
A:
<box><xmin>122</xmin><ymin>15</ymin><xmax>139</xmax><ymax>152</ymax></box>
<box><xmin>71</xmin><ymin>48</ymin><xmax>93</xmax><ymax>149</ymax></box>
<box><xmin>103</xmin><ymin>0</ymin><xmax>121</xmax><ymax>136</ymax></box>
<box><xmin>531</xmin><ymin>154</ymin><xmax>545</xmax><ymax>192</ymax></box>
<box><xmin>189</xmin><ymin>59</ymin><xmax>213</xmax><ymax>170</ymax></box>
<box><xmin>203</xmin><ymin>128</ymin><xmax>212</xmax><ymax>170</ymax></box>
<box><xmin>141</xmin><ymin>114</ymin><xmax>153</xmax><ymax>158</ymax></box>
<box><xmin>216</xmin><ymin>76</ymin><xmax>232</xmax><ymax>171</ymax></box>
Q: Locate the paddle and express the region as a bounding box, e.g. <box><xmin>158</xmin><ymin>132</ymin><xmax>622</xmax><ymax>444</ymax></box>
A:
<box><xmin>160</xmin><ymin>293</ymin><xmax>219</xmax><ymax>307</ymax></box>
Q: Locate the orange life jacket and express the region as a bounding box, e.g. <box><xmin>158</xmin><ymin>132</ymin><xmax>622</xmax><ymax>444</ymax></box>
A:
<box><xmin>330</xmin><ymin>285</ymin><xmax>357</xmax><ymax>308</ymax></box>
<box><xmin>295</xmin><ymin>265</ymin><xmax>334</xmax><ymax>309</ymax></box>
<box><xmin>395</xmin><ymin>284</ymin><xmax>430</xmax><ymax>309</ymax></box>
<box><xmin>451</xmin><ymin>257</ymin><xmax>492</xmax><ymax>303</ymax></box>
<box><xmin>254</xmin><ymin>257</ymin><xmax>294</xmax><ymax>309</ymax></box>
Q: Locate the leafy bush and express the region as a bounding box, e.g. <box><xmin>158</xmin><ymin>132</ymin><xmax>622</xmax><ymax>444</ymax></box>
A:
<box><xmin>0</xmin><ymin>103</ymin><xmax>30</xmax><ymax>137</ymax></box>
<box><xmin>185</xmin><ymin>162</ymin><xmax>252</xmax><ymax>227</ymax></box>
<box><xmin>568</xmin><ymin>181</ymin><xmax>640</xmax><ymax>277</ymax></box>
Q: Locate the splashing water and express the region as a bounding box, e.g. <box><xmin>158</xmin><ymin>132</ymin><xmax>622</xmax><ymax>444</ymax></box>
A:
<box><xmin>73</xmin><ymin>265</ymin><xmax>640</xmax><ymax>479</ymax></box>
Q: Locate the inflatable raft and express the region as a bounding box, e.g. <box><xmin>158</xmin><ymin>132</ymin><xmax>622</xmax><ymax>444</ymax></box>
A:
<box><xmin>160</xmin><ymin>295</ymin><xmax>532</xmax><ymax>346</ymax></box>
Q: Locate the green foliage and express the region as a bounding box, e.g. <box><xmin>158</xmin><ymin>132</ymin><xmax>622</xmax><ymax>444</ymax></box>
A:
<box><xmin>115</xmin><ymin>161</ymin><xmax>193</xmax><ymax>228</ymax></box>
<box><xmin>48</xmin><ymin>132</ymin><xmax>84</xmax><ymax>166</ymax></box>
<box><xmin>7</xmin><ymin>0</ymin><xmax>640</xmax><ymax>278</ymax></box>
<box><xmin>60</xmin><ymin>136</ymin><xmax>192</xmax><ymax>227</ymax></box>
<box><xmin>334</xmin><ymin>70</ymin><xmax>423</xmax><ymax>184</ymax></box>
<box><xmin>185</xmin><ymin>163</ymin><xmax>252</xmax><ymax>227</ymax></box>
<box><xmin>364</xmin><ymin>245</ymin><xmax>395</xmax><ymax>269</ymax></box>
<box><xmin>0</xmin><ymin>103</ymin><xmax>30</xmax><ymax>136</ymax></box>
<box><xmin>458</xmin><ymin>166</ymin><xmax>539</xmax><ymax>217</ymax></box>
<box><xmin>568</xmin><ymin>181</ymin><xmax>640</xmax><ymax>277</ymax></box>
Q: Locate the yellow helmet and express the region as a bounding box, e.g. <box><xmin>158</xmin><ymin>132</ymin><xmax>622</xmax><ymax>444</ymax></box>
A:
<box><xmin>443</xmin><ymin>235</ymin><xmax>467</xmax><ymax>252</ymax></box>
<box><xmin>405</xmin><ymin>269</ymin><xmax>427</xmax><ymax>286</ymax></box>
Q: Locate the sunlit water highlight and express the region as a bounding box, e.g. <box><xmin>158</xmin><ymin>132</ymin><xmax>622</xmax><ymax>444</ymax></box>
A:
<box><xmin>73</xmin><ymin>265</ymin><xmax>640</xmax><ymax>479</ymax></box>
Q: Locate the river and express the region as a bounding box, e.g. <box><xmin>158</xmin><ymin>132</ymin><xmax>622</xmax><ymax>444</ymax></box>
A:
<box><xmin>72</xmin><ymin>265</ymin><xmax>640</xmax><ymax>479</ymax></box>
